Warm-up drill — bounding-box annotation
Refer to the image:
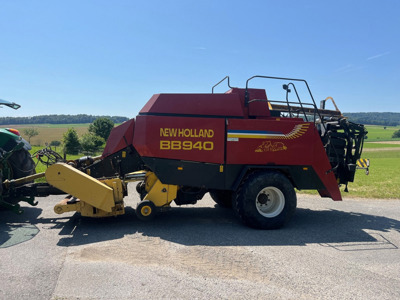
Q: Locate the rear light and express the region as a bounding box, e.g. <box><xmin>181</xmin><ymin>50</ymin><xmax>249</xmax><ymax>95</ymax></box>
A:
<box><xmin>6</xmin><ymin>128</ymin><xmax>21</xmax><ymax>136</ymax></box>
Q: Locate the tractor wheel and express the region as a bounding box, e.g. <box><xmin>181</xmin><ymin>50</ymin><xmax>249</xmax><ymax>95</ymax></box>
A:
<box><xmin>1</xmin><ymin>148</ymin><xmax>36</xmax><ymax>206</ymax></box>
<box><xmin>234</xmin><ymin>171</ymin><xmax>297</xmax><ymax>229</ymax></box>
<box><xmin>136</xmin><ymin>200</ymin><xmax>157</xmax><ymax>221</ymax></box>
<box><xmin>209</xmin><ymin>190</ymin><xmax>234</xmax><ymax>208</ymax></box>
<box><xmin>8</xmin><ymin>148</ymin><xmax>36</xmax><ymax>179</ymax></box>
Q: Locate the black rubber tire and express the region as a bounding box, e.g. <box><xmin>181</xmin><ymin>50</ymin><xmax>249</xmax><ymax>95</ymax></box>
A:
<box><xmin>8</xmin><ymin>148</ymin><xmax>36</xmax><ymax>179</ymax></box>
<box><xmin>1</xmin><ymin>148</ymin><xmax>36</xmax><ymax>206</ymax></box>
<box><xmin>209</xmin><ymin>190</ymin><xmax>234</xmax><ymax>208</ymax></box>
<box><xmin>136</xmin><ymin>200</ymin><xmax>157</xmax><ymax>221</ymax></box>
<box><xmin>136</xmin><ymin>181</ymin><xmax>145</xmax><ymax>194</ymax></box>
<box><xmin>234</xmin><ymin>171</ymin><xmax>297</xmax><ymax>229</ymax></box>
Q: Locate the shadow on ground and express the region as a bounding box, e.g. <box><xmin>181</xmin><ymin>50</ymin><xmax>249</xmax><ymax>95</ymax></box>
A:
<box><xmin>3</xmin><ymin>203</ymin><xmax>398</xmax><ymax>249</ymax></box>
<box><xmin>0</xmin><ymin>207</ymin><xmax>43</xmax><ymax>248</ymax></box>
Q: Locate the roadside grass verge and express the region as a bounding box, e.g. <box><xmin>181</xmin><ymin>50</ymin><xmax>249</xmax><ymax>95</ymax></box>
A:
<box><xmin>364</xmin><ymin>142</ymin><xmax>400</xmax><ymax>149</ymax></box>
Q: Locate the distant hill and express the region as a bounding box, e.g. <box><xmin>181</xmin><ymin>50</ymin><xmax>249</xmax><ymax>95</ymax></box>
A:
<box><xmin>0</xmin><ymin>114</ymin><xmax>129</xmax><ymax>125</ymax></box>
<box><xmin>343</xmin><ymin>112</ymin><xmax>400</xmax><ymax>126</ymax></box>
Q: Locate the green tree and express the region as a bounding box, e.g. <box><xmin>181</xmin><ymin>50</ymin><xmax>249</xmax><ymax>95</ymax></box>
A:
<box><xmin>63</xmin><ymin>128</ymin><xmax>80</xmax><ymax>155</ymax></box>
<box><xmin>50</xmin><ymin>140</ymin><xmax>61</xmax><ymax>151</ymax></box>
<box><xmin>88</xmin><ymin>117</ymin><xmax>114</xmax><ymax>141</ymax></box>
<box><xmin>22</xmin><ymin>128</ymin><xmax>39</xmax><ymax>143</ymax></box>
<box><xmin>80</xmin><ymin>133</ymin><xmax>104</xmax><ymax>154</ymax></box>
<box><xmin>392</xmin><ymin>130</ymin><xmax>400</xmax><ymax>138</ymax></box>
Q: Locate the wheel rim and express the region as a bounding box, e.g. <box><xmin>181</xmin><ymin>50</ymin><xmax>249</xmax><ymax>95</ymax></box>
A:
<box><xmin>255</xmin><ymin>186</ymin><xmax>285</xmax><ymax>218</ymax></box>
<box><xmin>141</xmin><ymin>205</ymin><xmax>152</xmax><ymax>217</ymax></box>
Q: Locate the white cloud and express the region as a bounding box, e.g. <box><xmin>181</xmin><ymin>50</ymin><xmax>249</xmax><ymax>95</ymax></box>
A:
<box><xmin>335</xmin><ymin>64</ymin><xmax>365</xmax><ymax>73</ymax></box>
<box><xmin>335</xmin><ymin>64</ymin><xmax>354</xmax><ymax>72</ymax></box>
<box><xmin>367</xmin><ymin>51</ymin><xmax>390</xmax><ymax>61</ymax></box>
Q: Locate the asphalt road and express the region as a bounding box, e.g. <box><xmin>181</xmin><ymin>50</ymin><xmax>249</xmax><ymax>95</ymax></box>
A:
<box><xmin>1</xmin><ymin>187</ymin><xmax>400</xmax><ymax>300</ymax></box>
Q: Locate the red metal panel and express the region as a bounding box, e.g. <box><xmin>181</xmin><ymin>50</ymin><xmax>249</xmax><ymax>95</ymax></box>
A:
<box><xmin>139</xmin><ymin>88</ymin><xmax>270</xmax><ymax>119</ymax></box>
<box><xmin>226</xmin><ymin>118</ymin><xmax>313</xmax><ymax>165</ymax></box>
<box><xmin>133</xmin><ymin>115</ymin><xmax>225</xmax><ymax>164</ymax></box>
<box><xmin>248</xmin><ymin>100</ymin><xmax>270</xmax><ymax>117</ymax></box>
<box><xmin>139</xmin><ymin>93</ymin><xmax>244</xmax><ymax>117</ymax></box>
<box><xmin>102</xmin><ymin>119</ymin><xmax>135</xmax><ymax>157</ymax></box>
<box><xmin>225</xmin><ymin>88</ymin><xmax>268</xmax><ymax>102</ymax></box>
<box><xmin>226</xmin><ymin>88</ymin><xmax>271</xmax><ymax>118</ymax></box>
<box><xmin>226</xmin><ymin>118</ymin><xmax>341</xmax><ymax>200</ymax></box>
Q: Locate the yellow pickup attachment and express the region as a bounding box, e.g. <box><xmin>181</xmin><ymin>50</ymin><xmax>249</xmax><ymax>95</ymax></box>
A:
<box><xmin>46</xmin><ymin>163</ymin><xmax>125</xmax><ymax>217</ymax></box>
<box><xmin>132</xmin><ymin>171</ymin><xmax>178</xmax><ymax>220</ymax></box>
<box><xmin>46</xmin><ymin>164</ymin><xmax>177</xmax><ymax>219</ymax></box>
<box><xmin>143</xmin><ymin>172</ymin><xmax>178</xmax><ymax>207</ymax></box>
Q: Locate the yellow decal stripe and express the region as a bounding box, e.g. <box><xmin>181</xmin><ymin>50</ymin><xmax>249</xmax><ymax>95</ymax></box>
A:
<box><xmin>227</xmin><ymin>133</ymin><xmax>271</xmax><ymax>139</ymax></box>
<box><xmin>228</xmin><ymin>123</ymin><xmax>310</xmax><ymax>141</ymax></box>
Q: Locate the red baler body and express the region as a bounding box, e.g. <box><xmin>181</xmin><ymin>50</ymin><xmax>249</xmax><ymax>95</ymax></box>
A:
<box><xmin>105</xmin><ymin>87</ymin><xmax>342</xmax><ymax>200</ymax></box>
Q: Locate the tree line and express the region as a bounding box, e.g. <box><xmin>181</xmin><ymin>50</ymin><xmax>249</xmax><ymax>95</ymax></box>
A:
<box><xmin>344</xmin><ymin>112</ymin><xmax>400</xmax><ymax>126</ymax></box>
<box><xmin>0</xmin><ymin>114</ymin><xmax>129</xmax><ymax>125</ymax></box>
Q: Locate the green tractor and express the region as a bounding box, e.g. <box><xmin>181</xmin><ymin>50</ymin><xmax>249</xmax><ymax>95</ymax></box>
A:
<box><xmin>0</xmin><ymin>99</ymin><xmax>36</xmax><ymax>213</ymax></box>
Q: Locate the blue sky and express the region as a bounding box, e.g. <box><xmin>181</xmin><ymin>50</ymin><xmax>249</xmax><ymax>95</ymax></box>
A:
<box><xmin>1</xmin><ymin>0</ymin><xmax>399</xmax><ymax>118</ymax></box>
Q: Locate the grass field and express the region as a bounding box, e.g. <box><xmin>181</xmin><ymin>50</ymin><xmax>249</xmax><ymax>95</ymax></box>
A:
<box><xmin>360</xmin><ymin>126</ymin><xmax>400</xmax><ymax>199</ymax></box>
<box><xmin>364</xmin><ymin>125</ymin><xmax>400</xmax><ymax>142</ymax></box>
<box><xmin>298</xmin><ymin>123</ymin><xmax>400</xmax><ymax>198</ymax></box>
<box><xmin>343</xmin><ymin>149</ymin><xmax>400</xmax><ymax>199</ymax></box>
<box><xmin>13</xmin><ymin>123</ymin><xmax>400</xmax><ymax>200</ymax></box>
<box><xmin>5</xmin><ymin>124</ymin><xmax>90</xmax><ymax>146</ymax></box>
<box><xmin>364</xmin><ymin>143</ymin><xmax>400</xmax><ymax>149</ymax></box>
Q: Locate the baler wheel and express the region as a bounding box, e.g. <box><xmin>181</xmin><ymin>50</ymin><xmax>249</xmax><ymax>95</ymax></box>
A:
<box><xmin>234</xmin><ymin>171</ymin><xmax>297</xmax><ymax>229</ymax></box>
<box><xmin>136</xmin><ymin>181</ymin><xmax>146</xmax><ymax>199</ymax></box>
<box><xmin>136</xmin><ymin>181</ymin><xmax>145</xmax><ymax>194</ymax></box>
<box><xmin>136</xmin><ymin>200</ymin><xmax>156</xmax><ymax>221</ymax></box>
<box><xmin>209</xmin><ymin>190</ymin><xmax>234</xmax><ymax>208</ymax></box>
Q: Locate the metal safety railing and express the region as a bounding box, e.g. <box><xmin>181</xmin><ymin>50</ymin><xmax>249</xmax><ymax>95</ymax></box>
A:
<box><xmin>211</xmin><ymin>75</ymin><xmax>343</xmax><ymax>127</ymax></box>
<box><xmin>245</xmin><ymin>75</ymin><xmax>324</xmax><ymax>123</ymax></box>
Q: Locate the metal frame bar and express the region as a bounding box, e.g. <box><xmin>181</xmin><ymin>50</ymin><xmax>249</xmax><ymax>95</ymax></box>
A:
<box><xmin>212</xmin><ymin>76</ymin><xmax>233</xmax><ymax>93</ymax></box>
<box><xmin>244</xmin><ymin>75</ymin><xmax>324</xmax><ymax>125</ymax></box>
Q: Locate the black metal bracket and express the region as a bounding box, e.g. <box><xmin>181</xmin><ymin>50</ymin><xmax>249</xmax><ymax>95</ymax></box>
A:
<box><xmin>212</xmin><ymin>76</ymin><xmax>233</xmax><ymax>93</ymax></box>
